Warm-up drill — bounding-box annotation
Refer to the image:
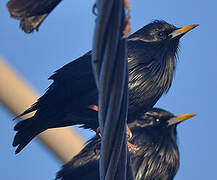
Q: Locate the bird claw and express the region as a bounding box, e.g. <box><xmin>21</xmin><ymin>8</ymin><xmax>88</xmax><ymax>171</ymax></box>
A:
<box><xmin>96</xmin><ymin>125</ymin><xmax>132</xmax><ymax>139</ymax></box>
<box><xmin>88</xmin><ymin>105</ymin><xmax>98</xmax><ymax>111</ymax></box>
<box><xmin>96</xmin><ymin>127</ymin><xmax>101</xmax><ymax>137</ymax></box>
<box><xmin>95</xmin><ymin>127</ymin><xmax>138</xmax><ymax>153</ymax></box>
<box><xmin>126</xmin><ymin>124</ymin><xmax>132</xmax><ymax>140</ymax></box>
<box><xmin>91</xmin><ymin>105</ymin><xmax>135</xmax><ymax>151</ymax></box>
<box><xmin>127</xmin><ymin>142</ymin><xmax>140</xmax><ymax>153</ymax></box>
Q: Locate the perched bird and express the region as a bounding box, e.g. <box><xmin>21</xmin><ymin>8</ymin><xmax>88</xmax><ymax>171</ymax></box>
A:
<box><xmin>7</xmin><ymin>0</ymin><xmax>62</xmax><ymax>33</ymax></box>
<box><xmin>56</xmin><ymin>108</ymin><xmax>196</xmax><ymax>180</ymax></box>
<box><xmin>13</xmin><ymin>20</ymin><xmax>198</xmax><ymax>154</ymax></box>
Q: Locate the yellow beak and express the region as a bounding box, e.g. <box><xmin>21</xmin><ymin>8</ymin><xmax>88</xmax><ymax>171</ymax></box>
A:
<box><xmin>169</xmin><ymin>24</ymin><xmax>199</xmax><ymax>38</ymax></box>
<box><xmin>167</xmin><ymin>113</ymin><xmax>196</xmax><ymax>126</ymax></box>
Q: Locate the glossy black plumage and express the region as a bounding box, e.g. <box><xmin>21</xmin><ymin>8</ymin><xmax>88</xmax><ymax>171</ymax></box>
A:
<box><xmin>57</xmin><ymin>108</ymin><xmax>195</xmax><ymax>180</ymax></box>
<box><xmin>7</xmin><ymin>0</ymin><xmax>62</xmax><ymax>33</ymax></box>
<box><xmin>12</xmin><ymin>21</ymin><xmax>198</xmax><ymax>154</ymax></box>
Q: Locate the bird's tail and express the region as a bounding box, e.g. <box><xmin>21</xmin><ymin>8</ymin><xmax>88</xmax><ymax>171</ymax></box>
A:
<box><xmin>12</xmin><ymin>117</ymin><xmax>42</xmax><ymax>154</ymax></box>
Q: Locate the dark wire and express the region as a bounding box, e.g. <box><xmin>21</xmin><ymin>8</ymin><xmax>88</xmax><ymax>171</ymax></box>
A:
<box><xmin>91</xmin><ymin>0</ymin><xmax>134</xmax><ymax>180</ymax></box>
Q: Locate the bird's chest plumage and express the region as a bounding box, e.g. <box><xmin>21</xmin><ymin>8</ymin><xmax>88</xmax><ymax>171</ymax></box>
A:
<box><xmin>131</xmin><ymin>133</ymin><xmax>179</xmax><ymax>180</ymax></box>
<box><xmin>75</xmin><ymin>41</ymin><xmax>175</xmax><ymax>119</ymax></box>
<box><xmin>127</xmin><ymin>42</ymin><xmax>175</xmax><ymax>117</ymax></box>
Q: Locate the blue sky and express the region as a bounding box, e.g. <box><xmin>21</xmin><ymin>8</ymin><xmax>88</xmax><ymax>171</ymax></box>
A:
<box><xmin>1</xmin><ymin>0</ymin><xmax>217</xmax><ymax>179</ymax></box>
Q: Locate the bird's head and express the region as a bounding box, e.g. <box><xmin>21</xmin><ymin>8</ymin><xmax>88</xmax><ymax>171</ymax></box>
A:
<box><xmin>129</xmin><ymin>108</ymin><xmax>196</xmax><ymax>140</ymax></box>
<box><xmin>129</xmin><ymin>20</ymin><xmax>199</xmax><ymax>43</ymax></box>
<box><xmin>127</xmin><ymin>21</ymin><xmax>199</xmax><ymax>101</ymax></box>
<box><xmin>129</xmin><ymin>108</ymin><xmax>196</xmax><ymax>180</ymax></box>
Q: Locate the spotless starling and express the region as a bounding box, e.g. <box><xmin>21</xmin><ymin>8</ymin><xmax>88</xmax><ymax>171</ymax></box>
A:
<box><xmin>56</xmin><ymin>108</ymin><xmax>196</xmax><ymax>180</ymax></box>
<box><xmin>12</xmin><ymin>20</ymin><xmax>198</xmax><ymax>154</ymax></box>
<box><xmin>7</xmin><ymin>0</ymin><xmax>62</xmax><ymax>33</ymax></box>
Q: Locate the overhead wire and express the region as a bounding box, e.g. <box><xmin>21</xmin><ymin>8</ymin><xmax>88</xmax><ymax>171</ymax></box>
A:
<box><xmin>91</xmin><ymin>0</ymin><xmax>134</xmax><ymax>179</ymax></box>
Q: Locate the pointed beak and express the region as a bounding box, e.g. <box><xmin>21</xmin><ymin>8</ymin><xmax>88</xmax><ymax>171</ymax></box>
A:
<box><xmin>167</xmin><ymin>113</ymin><xmax>196</xmax><ymax>126</ymax></box>
<box><xmin>169</xmin><ymin>24</ymin><xmax>199</xmax><ymax>39</ymax></box>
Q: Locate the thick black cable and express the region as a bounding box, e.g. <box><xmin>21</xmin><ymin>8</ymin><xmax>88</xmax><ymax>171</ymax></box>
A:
<box><xmin>92</xmin><ymin>0</ymin><xmax>134</xmax><ymax>180</ymax></box>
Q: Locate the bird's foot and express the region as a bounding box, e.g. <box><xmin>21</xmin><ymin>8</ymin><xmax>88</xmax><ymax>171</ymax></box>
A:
<box><xmin>90</xmin><ymin>104</ymin><xmax>136</xmax><ymax>151</ymax></box>
<box><xmin>126</xmin><ymin>124</ymin><xmax>132</xmax><ymax>139</ymax></box>
<box><xmin>96</xmin><ymin>127</ymin><xmax>101</xmax><ymax>137</ymax></box>
<box><xmin>127</xmin><ymin>141</ymin><xmax>140</xmax><ymax>152</ymax></box>
<box><xmin>89</xmin><ymin>104</ymin><xmax>132</xmax><ymax>139</ymax></box>
<box><xmin>96</xmin><ymin>125</ymin><xmax>132</xmax><ymax>139</ymax></box>
<box><xmin>95</xmin><ymin>127</ymin><xmax>138</xmax><ymax>152</ymax></box>
<box><xmin>88</xmin><ymin>105</ymin><xmax>98</xmax><ymax>111</ymax></box>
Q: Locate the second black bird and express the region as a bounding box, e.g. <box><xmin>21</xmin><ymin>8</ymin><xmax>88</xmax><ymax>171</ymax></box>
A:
<box><xmin>56</xmin><ymin>108</ymin><xmax>196</xmax><ymax>180</ymax></box>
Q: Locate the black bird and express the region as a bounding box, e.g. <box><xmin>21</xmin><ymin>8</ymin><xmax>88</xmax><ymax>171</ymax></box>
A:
<box><xmin>12</xmin><ymin>21</ymin><xmax>198</xmax><ymax>154</ymax></box>
<box><xmin>56</xmin><ymin>108</ymin><xmax>196</xmax><ymax>180</ymax></box>
<box><xmin>7</xmin><ymin>0</ymin><xmax>62</xmax><ymax>33</ymax></box>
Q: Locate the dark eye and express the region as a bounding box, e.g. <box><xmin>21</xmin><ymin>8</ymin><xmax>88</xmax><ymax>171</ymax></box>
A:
<box><xmin>155</xmin><ymin>118</ymin><xmax>160</xmax><ymax>124</ymax></box>
<box><xmin>158</xmin><ymin>32</ymin><xmax>165</xmax><ymax>38</ymax></box>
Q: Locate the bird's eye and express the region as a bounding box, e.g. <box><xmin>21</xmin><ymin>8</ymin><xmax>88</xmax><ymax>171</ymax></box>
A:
<box><xmin>158</xmin><ymin>32</ymin><xmax>165</xmax><ymax>38</ymax></box>
<box><xmin>155</xmin><ymin>118</ymin><xmax>160</xmax><ymax>123</ymax></box>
